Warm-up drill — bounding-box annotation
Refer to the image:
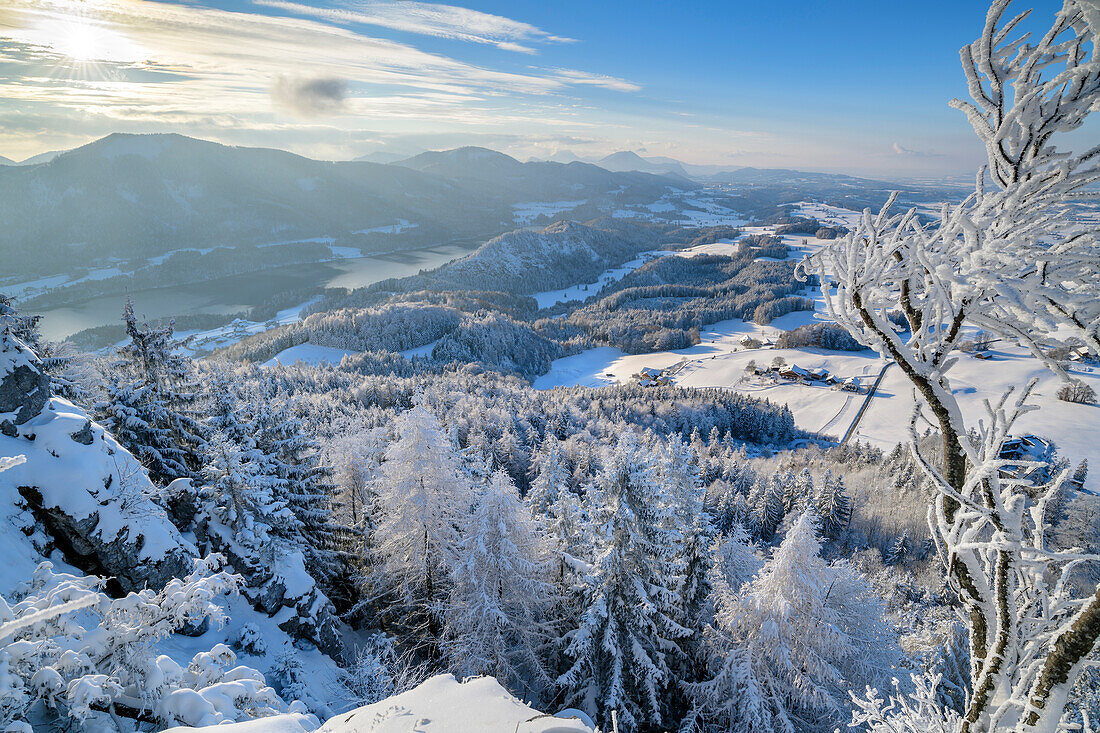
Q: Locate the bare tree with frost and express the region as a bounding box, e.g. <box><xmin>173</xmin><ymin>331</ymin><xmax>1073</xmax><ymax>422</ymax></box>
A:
<box><xmin>803</xmin><ymin>1</ymin><xmax>1100</xmax><ymax>730</ymax></box>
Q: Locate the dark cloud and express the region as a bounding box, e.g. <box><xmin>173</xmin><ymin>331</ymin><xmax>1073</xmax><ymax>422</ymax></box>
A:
<box><xmin>272</xmin><ymin>77</ymin><xmax>349</xmax><ymax>117</ymax></box>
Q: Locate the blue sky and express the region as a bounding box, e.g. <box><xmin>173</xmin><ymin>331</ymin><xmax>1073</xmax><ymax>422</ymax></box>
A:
<box><xmin>0</xmin><ymin>0</ymin><xmax>1075</xmax><ymax>176</ymax></box>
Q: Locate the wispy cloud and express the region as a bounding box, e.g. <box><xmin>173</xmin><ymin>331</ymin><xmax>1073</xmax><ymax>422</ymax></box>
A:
<box><xmin>892</xmin><ymin>141</ymin><xmax>940</xmax><ymax>157</ymax></box>
<box><xmin>551</xmin><ymin>69</ymin><xmax>641</xmax><ymax>93</ymax></box>
<box><xmin>252</xmin><ymin>0</ymin><xmax>575</xmax><ymax>54</ymax></box>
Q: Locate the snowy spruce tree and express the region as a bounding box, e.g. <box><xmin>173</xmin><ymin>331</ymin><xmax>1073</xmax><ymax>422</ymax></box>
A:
<box><xmin>559</xmin><ymin>431</ymin><xmax>690</xmax><ymax>732</ymax></box>
<box><xmin>442</xmin><ymin>470</ymin><xmax>555</xmax><ymax>701</ymax></box>
<box><xmin>813</xmin><ymin>469</ymin><xmax>852</xmax><ymax>541</ymax></box>
<box><xmin>95</xmin><ymin>301</ymin><xmax>205</xmax><ymax>484</ymax></box>
<box><xmin>250</xmin><ymin>389</ymin><xmax>345</xmax><ymax>602</ymax></box>
<box><xmin>197</xmin><ymin>430</ymin><xmax>298</xmax><ymax>568</ymax></box>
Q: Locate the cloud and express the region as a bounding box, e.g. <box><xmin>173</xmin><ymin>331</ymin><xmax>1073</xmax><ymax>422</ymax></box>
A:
<box><xmin>252</xmin><ymin>0</ymin><xmax>574</xmax><ymax>53</ymax></box>
<box><xmin>892</xmin><ymin>141</ymin><xmax>940</xmax><ymax>157</ymax></box>
<box><xmin>552</xmin><ymin>69</ymin><xmax>641</xmax><ymax>93</ymax></box>
<box><xmin>273</xmin><ymin>77</ymin><xmax>349</xmax><ymax>116</ymax></box>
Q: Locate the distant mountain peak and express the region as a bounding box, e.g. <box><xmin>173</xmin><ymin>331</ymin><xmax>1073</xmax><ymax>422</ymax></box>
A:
<box><xmin>596</xmin><ymin>150</ymin><xmax>690</xmax><ymax>178</ymax></box>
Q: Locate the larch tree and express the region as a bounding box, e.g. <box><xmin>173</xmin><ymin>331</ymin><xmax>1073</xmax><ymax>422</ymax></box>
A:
<box><xmin>695</xmin><ymin>513</ymin><xmax>894</xmax><ymax>733</ymax></box>
<box><xmin>527</xmin><ymin>433</ymin><xmax>570</xmax><ymax>517</ymax></box>
<box><xmin>367</xmin><ymin>401</ymin><xmax>474</xmax><ymax>656</ymax></box>
<box><xmin>804</xmin><ymin>1</ymin><xmax>1100</xmax><ymax>730</ymax></box>
<box><xmin>442</xmin><ymin>470</ymin><xmax>555</xmax><ymax>702</ymax></box>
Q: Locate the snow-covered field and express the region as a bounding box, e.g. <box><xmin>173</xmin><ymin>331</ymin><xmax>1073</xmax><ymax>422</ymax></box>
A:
<box><xmin>535</xmin><ymin>203</ymin><xmax>1100</xmax><ymax>492</ymax></box>
<box><xmin>512</xmin><ymin>200</ymin><xmax>587</xmax><ymax>225</ymax></box>
<box><xmin>353</xmin><ymin>219</ymin><xmax>419</xmax><ymax>235</ymax></box>
<box><xmin>609</xmin><ymin>188</ymin><xmax>748</xmax><ymax>227</ymax></box>
<box><xmin>264</xmin><ymin>342</ymin><xmax>356</xmax><ymax>368</ymax></box>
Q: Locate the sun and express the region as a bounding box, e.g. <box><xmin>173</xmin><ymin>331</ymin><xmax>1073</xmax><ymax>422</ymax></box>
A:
<box><xmin>37</xmin><ymin>13</ymin><xmax>144</xmax><ymax>65</ymax></box>
<box><xmin>54</xmin><ymin>18</ymin><xmax>98</xmax><ymax>61</ymax></box>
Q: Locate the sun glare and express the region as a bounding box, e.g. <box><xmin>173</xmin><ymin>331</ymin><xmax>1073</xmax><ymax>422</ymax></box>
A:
<box><xmin>55</xmin><ymin>19</ymin><xmax>97</xmax><ymax>61</ymax></box>
<box><xmin>37</xmin><ymin>13</ymin><xmax>143</xmax><ymax>65</ymax></box>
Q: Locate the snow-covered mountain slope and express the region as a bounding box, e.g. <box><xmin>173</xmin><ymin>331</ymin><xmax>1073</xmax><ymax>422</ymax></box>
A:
<box><xmin>163</xmin><ymin>675</ymin><xmax>594</xmax><ymax>733</ymax></box>
<box><xmin>0</xmin><ymin>334</ymin><xmax>348</xmax><ymax>729</ymax></box>
<box><xmin>425</xmin><ymin>219</ymin><xmax>662</xmax><ymax>295</ymax></box>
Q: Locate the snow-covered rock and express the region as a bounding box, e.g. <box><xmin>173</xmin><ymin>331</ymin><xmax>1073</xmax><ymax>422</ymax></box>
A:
<box><xmin>318</xmin><ymin>675</ymin><xmax>593</xmax><ymax>733</ymax></box>
<box><xmin>0</xmin><ymin>395</ymin><xmax>196</xmax><ymax>592</ymax></box>
<box><xmin>0</xmin><ymin>332</ymin><xmax>50</xmax><ymax>435</ymax></box>
<box><xmin>161</xmin><ymin>674</ymin><xmax>594</xmax><ymax>733</ymax></box>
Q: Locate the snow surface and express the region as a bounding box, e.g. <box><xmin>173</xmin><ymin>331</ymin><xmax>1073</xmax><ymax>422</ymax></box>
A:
<box><xmin>400</xmin><ymin>339</ymin><xmax>439</xmax><ymax>359</ymax></box>
<box><xmin>265</xmin><ymin>343</ymin><xmax>356</xmax><ymax>368</ymax></box>
<box><xmin>316</xmin><ymin>674</ymin><xmax>593</xmax><ymax>733</ymax></box>
<box><xmin>512</xmin><ymin>200</ymin><xmax>587</xmax><ymax>225</ymax></box>
<box><xmin>165</xmin><ymin>714</ymin><xmax>318</xmax><ymax>733</ymax></box>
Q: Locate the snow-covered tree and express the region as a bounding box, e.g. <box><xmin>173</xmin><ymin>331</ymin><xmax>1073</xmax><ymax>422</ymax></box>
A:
<box><xmin>527</xmin><ymin>433</ymin><xmax>570</xmax><ymax>517</ymax></box>
<box><xmin>658</xmin><ymin>435</ymin><xmax>715</xmax><ymax>677</ymax></box>
<box><xmin>0</xmin><ymin>556</ymin><xmax>310</xmax><ymax>730</ymax></box>
<box><xmin>813</xmin><ymin>469</ymin><xmax>852</xmax><ymax>540</ymax></box>
<box><xmin>250</xmin><ymin>391</ymin><xmax>344</xmax><ymax>600</ymax></box>
<box><xmin>442</xmin><ymin>470</ymin><xmax>555</xmax><ymax>700</ymax></box>
<box><xmin>804</xmin><ymin>1</ymin><xmax>1100</xmax><ymax>729</ymax></box>
<box><xmin>695</xmin><ymin>513</ymin><xmax>895</xmax><ymax>733</ymax></box>
<box><xmin>559</xmin><ymin>431</ymin><xmax>690</xmax><ymax>732</ymax></box>
<box><xmin>708</xmin><ymin>524</ymin><xmax>763</xmax><ymax>601</ymax></box>
<box><xmin>884</xmin><ymin>530</ymin><xmax>911</xmax><ymax>566</ymax></box>
<box><xmin>747</xmin><ymin>475</ymin><xmax>785</xmax><ymax>542</ymax></box>
<box><xmin>197</xmin><ymin>430</ymin><xmax>297</xmax><ymax>558</ymax></box>
<box><xmin>367</xmin><ymin>401</ymin><xmax>474</xmax><ymax>655</ymax></box>
<box><xmin>95</xmin><ymin>301</ymin><xmax>206</xmax><ymax>484</ymax></box>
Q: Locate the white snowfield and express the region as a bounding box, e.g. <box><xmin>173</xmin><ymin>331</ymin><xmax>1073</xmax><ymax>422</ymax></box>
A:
<box><xmin>164</xmin><ymin>675</ymin><xmax>594</xmax><ymax>733</ymax></box>
<box><xmin>264</xmin><ymin>342</ymin><xmax>357</xmax><ymax>368</ymax></box>
<box><xmin>536</xmin><ymin>202</ymin><xmax>1100</xmax><ymax>492</ymax></box>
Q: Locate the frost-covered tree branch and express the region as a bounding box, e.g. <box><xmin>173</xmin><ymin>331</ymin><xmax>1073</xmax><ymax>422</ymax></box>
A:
<box><xmin>802</xmin><ymin>1</ymin><xmax>1100</xmax><ymax>730</ymax></box>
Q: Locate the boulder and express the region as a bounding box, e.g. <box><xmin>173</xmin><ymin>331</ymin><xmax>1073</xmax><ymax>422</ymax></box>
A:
<box><xmin>0</xmin><ymin>335</ymin><xmax>50</xmax><ymax>435</ymax></box>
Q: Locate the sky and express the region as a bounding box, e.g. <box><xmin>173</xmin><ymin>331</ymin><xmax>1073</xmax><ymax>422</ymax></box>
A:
<box><xmin>0</xmin><ymin>0</ymin><xmax>1080</xmax><ymax>177</ymax></box>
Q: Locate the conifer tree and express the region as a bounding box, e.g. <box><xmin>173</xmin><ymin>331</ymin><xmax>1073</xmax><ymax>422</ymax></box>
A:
<box><xmin>526</xmin><ymin>433</ymin><xmax>569</xmax><ymax>517</ymax></box>
<box><xmin>96</xmin><ymin>301</ymin><xmax>205</xmax><ymax>483</ymax></box>
<box><xmin>695</xmin><ymin>513</ymin><xmax>894</xmax><ymax>732</ymax></box>
<box><xmin>443</xmin><ymin>470</ymin><xmax>554</xmax><ymax>701</ymax></box>
<box><xmin>197</xmin><ymin>430</ymin><xmax>298</xmax><ymax>562</ymax></box>
<box><xmin>251</xmin><ymin>391</ymin><xmax>343</xmax><ymax>595</ymax></box>
<box><xmin>813</xmin><ymin>470</ymin><xmax>852</xmax><ymax>540</ymax></box>
<box><xmin>368</xmin><ymin>401</ymin><xmax>474</xmax><ymax>656</ymax></box>
<box><xmin>559</xmin><ymin>432</ymin><xmax>690</xmax><ymax>732</ymax></box>
<box><xmin>884</xmin><ymin>530</ymin><xmax>910</xmax><ymax>566</ymax></box>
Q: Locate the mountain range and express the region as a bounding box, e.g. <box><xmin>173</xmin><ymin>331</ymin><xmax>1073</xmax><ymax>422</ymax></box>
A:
<box><xmin>0</xmin><ymin>134</ymin><xmax>683</xmax><ymax>282</ymax></box>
